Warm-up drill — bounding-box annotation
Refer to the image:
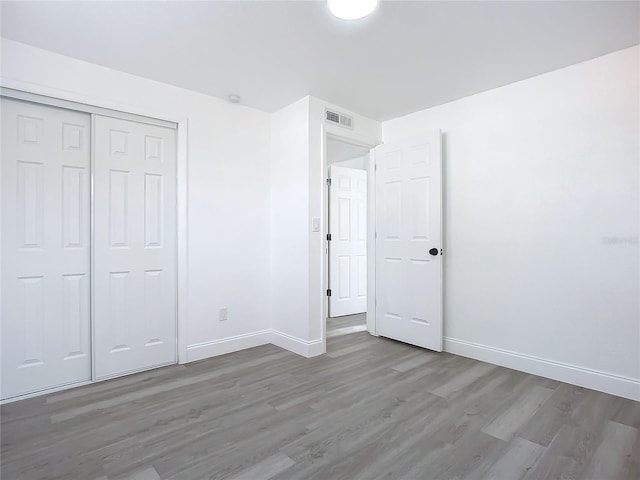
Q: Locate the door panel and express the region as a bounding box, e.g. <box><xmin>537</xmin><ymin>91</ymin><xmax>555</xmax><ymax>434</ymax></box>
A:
<box><xmin>375</xmin><ymin>132</ymin><xmax>443</xmax><ymax>351</ymax></box>
<box><xmin>1</xmin><ymin>98</ymin><xmax>91</xmax><ymax>399</ymax></box>
<box><xmin>93</xmin><ymin>116</ymin><xmax>177</xmax><ymax>379</ymax></box>
<box><xmin>329</xmin><ymin>166</ymin><xmax>367</xmax><ymax>317</ymax></box>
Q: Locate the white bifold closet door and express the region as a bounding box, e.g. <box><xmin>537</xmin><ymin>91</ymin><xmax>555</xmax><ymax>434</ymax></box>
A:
<box><xmin>1</xmin><ymin>98</ymin><xmax>92</xmax><ymax>399</ymax></box>
<box><xmin>93</xmin><ymin>115</ymin><xmax>177</xmax><ymax>379</ymax></box>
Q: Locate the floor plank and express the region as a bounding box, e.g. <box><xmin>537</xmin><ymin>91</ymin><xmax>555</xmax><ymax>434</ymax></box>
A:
<box><xmin>582</xmin><ymin>421</ymin><xmax>638</xmax><ymax>480</ymax></box>
<box><xmin>479</xmin><ymin>437</ymin><xmax>545</xmax><ymax>480</ymax></box>
<box><xmin>1</xmin><ymin>331</ymin><xmax>638</xmax><ymax>480</ymax></box>
<box><xmin>482</xmin><ymin>385</ymin><xmax>555</xmax><ymax>441</ymax></box>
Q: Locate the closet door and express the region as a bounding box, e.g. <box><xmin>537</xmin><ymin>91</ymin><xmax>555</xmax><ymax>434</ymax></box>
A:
<box><xmin>1</xmin><ymin>98</ymin><xmax>91</xmax><ymax>399</ymax></box>
<box><xmin>93</xmin><ymin>116</ymin><xmax>177</xmax><ymax>379</ymax></box>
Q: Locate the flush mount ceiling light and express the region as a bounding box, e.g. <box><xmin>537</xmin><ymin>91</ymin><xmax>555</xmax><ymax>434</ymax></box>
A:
<box><xmin>328</xmin><ymin>0</ymin><xmax>378</xmax><ymax>20</ymax></box>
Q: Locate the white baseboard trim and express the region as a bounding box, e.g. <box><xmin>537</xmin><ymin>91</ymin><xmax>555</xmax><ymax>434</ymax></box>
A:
<box><xmin>186</xmin><ymin>330</ymin><xmax>271</xmax><ymax>362</ymax></box>
<box><xmin>1</xmin><ymin>379</ymin><xmax>92</xmax><ymax>405</ymax></box>
<box><xmin>444</xmin><ymin>336</ymin><xmax>640</xmax><ymax>401</ymax></box>
<box><xmin>270</xmin><ymin>330</ymin><xmax>324</xmax><ymax>358</ymax></box>
<box><xmin>186</xmin><ymin>329</ymin><xmax>324</xmax><ymax>363</ymax></box>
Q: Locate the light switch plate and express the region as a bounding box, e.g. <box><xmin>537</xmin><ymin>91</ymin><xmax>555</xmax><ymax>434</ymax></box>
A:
<box><xmin>312</xmin><ymin>217</ymin><xmax>321</xmax><ymax>232</ymax></box>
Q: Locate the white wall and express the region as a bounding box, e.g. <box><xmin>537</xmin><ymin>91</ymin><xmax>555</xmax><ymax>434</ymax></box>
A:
<box><xmin>326</xmin><ymin>137</ymin><xmax>370</xmax><ymax>165</ymax></box>
<box><xmin>1</xmin><ymin>39</ymin><xmax>272</xmax><ymax>361</ymax></box>
<box><xmin>383</xmin><ymin>46</ymin><xmax>640</xmax><ymax>399</ymax></box>
<box><xmin>270</xmin><ymin>97</ymin><xmax>311</xmax><ymax>345</ymax></box>
<box><xmin>269</xmin><ymin>96</ymin><xmax>381</xmax><ymax>354</ymax></box>
<box><xmin>329</xmin><ymin>155</ymin><xmax>368</xmax><ymax>170</ymax></box>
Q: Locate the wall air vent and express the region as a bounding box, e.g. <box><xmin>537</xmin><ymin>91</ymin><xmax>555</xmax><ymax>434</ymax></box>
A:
<box><xmin>325</xmin><ymin>109</ymin><xmax>354</xmax><ymax>130</ymax></box>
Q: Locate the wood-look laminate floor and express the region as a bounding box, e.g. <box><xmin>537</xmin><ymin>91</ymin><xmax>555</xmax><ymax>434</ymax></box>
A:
<box><xmin>1</xmin><ymin>332</ymin><xmax>638</xmax><ymax>480</ymax></box>
<box><xmin>327</xmin><ymin>313</ymin><xmax>367</xmax><ymax>338</ymax></box>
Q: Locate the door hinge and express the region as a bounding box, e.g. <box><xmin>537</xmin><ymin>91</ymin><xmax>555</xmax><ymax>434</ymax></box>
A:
<box><xmin>374</xmin><ymin>163</ymin><xmax>377</xmax><ymax>171</ymax></box>
<box><xmin>326</xmin><ymin>178</ymin><xmax>332</xmax><ymax>187</ymax></box>
<box><xmin>326</xmin><ymin>233</ymin><xmax>332</xmax><ymax>241</ymax></box>
<box><xmin>326</xmin><ymin>289</ymin><xmax>332</xmax><ymax>297</ymax></box>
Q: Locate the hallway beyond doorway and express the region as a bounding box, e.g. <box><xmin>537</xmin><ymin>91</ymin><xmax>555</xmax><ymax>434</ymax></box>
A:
<box><xmin>327</xmin><ymin>313</ymin><xmax>367</xmax><ymax>338</ymax></box>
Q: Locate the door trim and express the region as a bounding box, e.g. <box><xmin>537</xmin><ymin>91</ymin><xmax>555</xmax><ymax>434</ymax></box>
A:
<box><xmin>1</xmin><ymin>87</ymin><xmax>177</xmax><ymax>129</ymax></box>
<box><xmin>0</xmin><ymin>78</ymin><xmax>189</xmax><ymax>369</ymax></box>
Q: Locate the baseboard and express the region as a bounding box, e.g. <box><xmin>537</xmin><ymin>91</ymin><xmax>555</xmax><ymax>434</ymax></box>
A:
<box><xmin>270</xmin><ymin>330</ymin><xmax>324</xmax><ymax>358</ymax></box>
<box><xmin>186</xmin><ymin>329</ymin><xmax>324</xmax><ymax>363</ymax></box>
<box><xmin>444</xmin><ymin>336</ymin><xmax>640</xmax><ymax>401</ymax></box>
<box><xmin>1</xmin><ymin>379</ymin><xmax>92</xmax><ymax>405</ymax></box>
<box><xmin>186</xmin><ymin>330</ymin><xmax>271</xmax><ymax>362</ymax></box>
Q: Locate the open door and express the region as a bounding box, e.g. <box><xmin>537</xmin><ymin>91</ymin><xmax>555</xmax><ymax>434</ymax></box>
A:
<box><xmin>374</xmin><ymin>131</ymin><xmax>443</xmax><ymax>351</ymax></box>
<box><xmin>328</xmin><ymin>165</ymin><xmax>368</xmax><ymax>317</ymax></box>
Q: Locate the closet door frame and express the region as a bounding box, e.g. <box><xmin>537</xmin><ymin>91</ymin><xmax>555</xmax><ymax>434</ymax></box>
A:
<box><xmin>0</xmin><ymin>82</ymin><xmax>189</xmax><ymax>399</ymax></box>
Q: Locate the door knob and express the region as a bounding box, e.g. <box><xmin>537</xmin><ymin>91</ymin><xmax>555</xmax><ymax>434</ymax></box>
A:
<box><xmin>429</xmin><ymin>248</ymin><xmax>439</xmax><ymax>256</ymax></box>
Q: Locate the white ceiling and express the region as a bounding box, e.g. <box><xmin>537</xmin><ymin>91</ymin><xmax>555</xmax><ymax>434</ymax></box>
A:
<box><xmin>2</xmin><ymin>1</ymin><xmax>638</xmax><ymax>121</ymax></box>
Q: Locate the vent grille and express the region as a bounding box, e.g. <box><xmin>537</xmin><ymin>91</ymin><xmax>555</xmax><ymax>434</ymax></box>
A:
<box><xmin>326</xmin><ymin>110</ymin><xmax>340</xmax><ymax>124</ymax></box>
<box><xmin>325</xmin><ymin>109</ymin><xmax>354</xmax><ymax>129</ymax></box>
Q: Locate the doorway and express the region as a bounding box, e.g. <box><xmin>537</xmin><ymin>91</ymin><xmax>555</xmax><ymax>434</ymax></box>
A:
<box><xmin>325</xmin><ymin>137</ymin><xmax>371</xmax><ymax>342</ymax></box>
<box><xmin>322</xmin><ymin>130</ymin><xmax>445</xmax><ymax>355</ymax></box>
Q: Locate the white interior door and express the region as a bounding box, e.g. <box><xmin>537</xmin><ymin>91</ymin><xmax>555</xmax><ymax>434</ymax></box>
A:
<box><xmin>93</xmin><ymin>115</ymin><xmax>177</xmax><ymax>379</ymax></box>
<box><xmin>375</xmin><ymin>131</ymin><xmax>443</xmax><ymax>351</ymax></box>
<box><xmin>1</xmin><ymin>98</ymin><xmax>91</xmax><ymax>399</ymax></box>
<box><xmin>329</xmin><ymin>165</ymin><xmax>367</xmax><ymax>317</ymax></box>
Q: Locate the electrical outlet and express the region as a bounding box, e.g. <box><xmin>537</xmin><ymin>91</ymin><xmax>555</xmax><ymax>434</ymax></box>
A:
<box><xmin>219</xmin><ymin>308</ymin><xmax>228</xmax><ymax>322</ymax></box>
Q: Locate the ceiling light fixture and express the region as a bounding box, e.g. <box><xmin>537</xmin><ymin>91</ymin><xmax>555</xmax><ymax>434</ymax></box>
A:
<box><xmin>228</xmin><ymin>94</ymin><xmax>241</xmax><ymax>104</ymax></box>
<box><xmin>328</xmin><ymin>0</ymin><xmax>378</xmax><ymax>20</ymax></box>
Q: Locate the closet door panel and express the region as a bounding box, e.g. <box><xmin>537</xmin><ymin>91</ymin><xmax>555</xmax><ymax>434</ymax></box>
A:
<box><xmin>1</xmin><ymin>98</ymin><xmax>91</xmax><ymax>399</ymax></box>
<box><xmin>93</xmin><ymin>116</ymin><xmax>176</xmax><ymax>379</ymax></box>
